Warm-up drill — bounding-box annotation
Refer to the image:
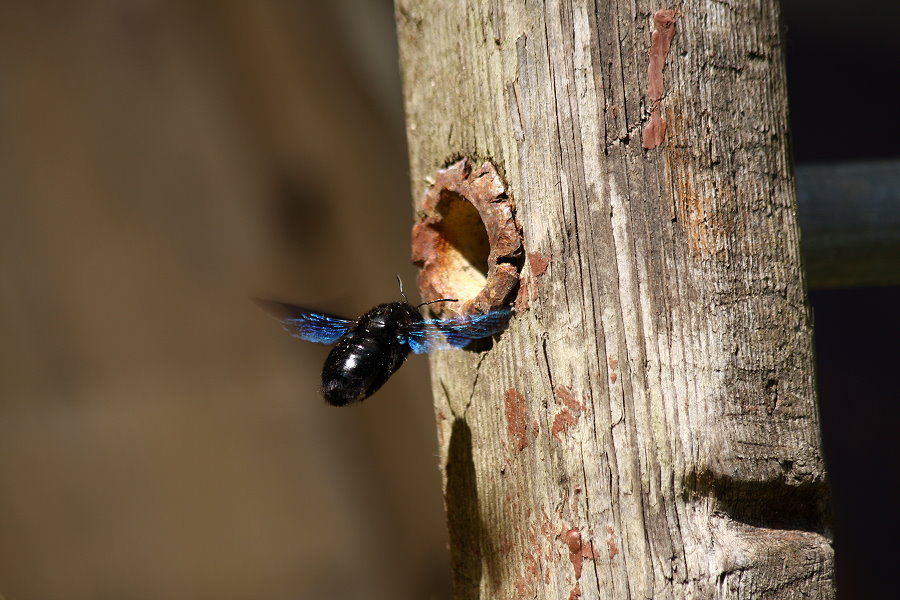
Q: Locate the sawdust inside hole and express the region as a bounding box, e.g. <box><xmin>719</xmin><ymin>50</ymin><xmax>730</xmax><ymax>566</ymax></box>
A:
<box><xmin>432</xmin><ymin>190</ymin><xmax>490</xmax><ymax>302</ymax></box>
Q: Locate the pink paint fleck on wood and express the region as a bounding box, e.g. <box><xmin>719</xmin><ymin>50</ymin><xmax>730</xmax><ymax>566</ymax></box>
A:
<box><xmin>525</xmin><ymin>549</ymin><xmax>539</xmax><ymax>578</ymax></box>
<box><xmin>643</xmin><ymin>109</ymin><xmax>668</xmax><ymax>149</ymax></box>
<box><xmin>555</xmin><ymin>385</ymin><xmax>583</xmax><ymax>411</ymax></box>
<box><xmin>561</xmin><ymin>527</ymin><xmax>585</xmax><ymax>579</ymax></box>
<box><xmin>551</xmin><ymin>409</ymin><xmax>579</xmax><ymax>439</ymax></box>
<box><xmin>580</xmin><ymin>539</ymin><xmax>599</xmax><ymax>560</ymax></box>
<box><xmin>558</xmin><ymin>527</ymin><xmax>599</xmax><ymax>580</ymax></box>
<box><xmin>504</xmin><ymin>388</ymin><xmax>529</xmax><ymax>452</ymax></box>
<box><xmin>515</xmin><ymin>252</ymin><xmax>550</xmax><ymax>312</ymax></box>
<box><xmin>563</xmin><ymin>527</ymin><xmax>583</xmax><ymax>554</ymax></box>
<box><xmin>515</xmin><ymin>548</ymin><xmax>540</xmax><ymax>598</ymax></box>
<box><xmin>541</xmin><ymin>509</ymin><xmax>555</xmax><ymax>537</ymax></box>
<box><xmin>514</xmin><ymin>571</ymin><xmax>536</xmax><ymax>598</ymax></box>
<box><xmin>569</xmin><ymin>582</ymin><xmax>582</xmax><ymax>600</ymax></box>
<box><xmin>642</xmin><ymin>10</ymin><xmax>677</xmax><ymax>150</ymax></box>
<box><xmin>606</xmin><ymin>525</ymin><xmax>620</xmax><ymax>559</ymax></box>
<box><xmin>527</xmin><ymin>251</ymin><xmax>550</xmax><ymax>277</ymax></box>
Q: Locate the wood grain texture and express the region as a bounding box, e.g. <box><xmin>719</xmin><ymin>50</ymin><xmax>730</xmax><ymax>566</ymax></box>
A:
<box><xmin>396</xmin><ymin>1</ymin><xmax>834</xmax><ymax>599</ymax></box>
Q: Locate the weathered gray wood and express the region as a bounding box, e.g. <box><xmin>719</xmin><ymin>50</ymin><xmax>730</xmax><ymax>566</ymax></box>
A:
<box><xmin>396</xmin><ymin>1</ymin><xmax>834</xmax><ymax>599</ymax></box>
<box><xmin>796</xmin><ymin>160</ymin><xmax>900</xmax><ymax>289</ymax></box>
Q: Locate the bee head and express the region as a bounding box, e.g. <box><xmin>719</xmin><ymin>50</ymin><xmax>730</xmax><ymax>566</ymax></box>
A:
<box><xmin>361</xmin><ymin>302</ymin><xmax>423</xmax><ymax>334</ymax></box>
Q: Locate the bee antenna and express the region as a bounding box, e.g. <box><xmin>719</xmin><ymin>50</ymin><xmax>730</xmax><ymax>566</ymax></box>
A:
<box><xmin>396</xmin><ymin>274</ymin><xmax>410</xmax><ymax>304</ymax></box>
<box><xmin>417</xmin><ymin>297</ymin><xmax>458</xmax><ymax>309</ymax></box>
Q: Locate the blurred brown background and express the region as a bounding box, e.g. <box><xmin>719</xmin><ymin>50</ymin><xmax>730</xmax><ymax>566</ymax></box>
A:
<box><xmin>0</xmin><ymin>2</ymin><xmax>449</xmax><ymax>599</ymax></box>
<box><xmin>0</xmin><ymin>1</ymin><xmax>896</xmax><ymax>599</ymax></box>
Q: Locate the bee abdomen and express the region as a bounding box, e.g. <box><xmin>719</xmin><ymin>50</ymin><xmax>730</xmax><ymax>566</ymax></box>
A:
<box><xmin>321</xmin><ymin>334</ymin><xmax>398</xmax><ymax>406</ymax></box>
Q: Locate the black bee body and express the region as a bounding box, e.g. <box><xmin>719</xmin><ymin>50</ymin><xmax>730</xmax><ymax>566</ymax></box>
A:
<box><xmin>321</xmin><ymin>302</ymin><xmax>422</xmax><ymax>406</ymax></box>
<box><xmin>257</xmin><ymin>289</ymin><xmax>511</xmax><ymax>407</ymax></box>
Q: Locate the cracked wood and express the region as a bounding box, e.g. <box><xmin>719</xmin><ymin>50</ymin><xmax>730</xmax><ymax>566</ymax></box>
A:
<box><xmin>396</xmin><ymin>1</ymin><xmax>835</xmax><ymax>599</ymax></box>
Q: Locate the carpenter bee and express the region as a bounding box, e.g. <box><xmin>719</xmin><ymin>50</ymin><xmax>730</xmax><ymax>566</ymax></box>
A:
<box><xmin>257</xmin><ymin>278</ymin><xmax>512</xmax><ymax>406</ymax></box>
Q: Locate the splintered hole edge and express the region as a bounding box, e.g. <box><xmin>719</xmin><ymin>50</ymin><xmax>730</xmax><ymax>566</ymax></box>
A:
<box><xmin>433</xmin><ymin>191</ymin><xmax>490</xmax><ymax>300</ymax></box>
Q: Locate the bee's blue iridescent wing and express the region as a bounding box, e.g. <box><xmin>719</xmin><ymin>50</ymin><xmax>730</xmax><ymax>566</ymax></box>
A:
<box><xmin>402</xmin><ymin>308</ymin><xmax>512</xmax><ymax>354</ymax></box>
<box><xmin>255</xmin><ymin>299</ymin><xmax>354</xmax><ymax>345</ymax></box>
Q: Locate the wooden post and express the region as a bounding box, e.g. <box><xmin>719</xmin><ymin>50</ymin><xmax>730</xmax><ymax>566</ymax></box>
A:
<box><xmin>396</xmin><ymin>1</ymin><xmax>835</xmax><ymax>598</ymax></box>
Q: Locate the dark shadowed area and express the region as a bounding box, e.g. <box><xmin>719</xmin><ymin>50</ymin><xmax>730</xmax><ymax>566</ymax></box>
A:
<box><xmin>783</xmin><ymin>2</ymin><xmax>900</xmax><ymax>598</ymax></box>
<box><xmin>0</xmin><ymin>1</ymin><xmax>895</xmax><ymax>599</ymax></box>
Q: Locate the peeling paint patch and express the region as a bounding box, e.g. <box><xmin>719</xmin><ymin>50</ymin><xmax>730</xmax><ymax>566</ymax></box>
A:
<box><xmin>514</xmin><ymin>251</ymin><xmax>550</xmax><ymax>312</ymax></box>
<box><xmin>504</xmin><ymin>388</ymin><xmax>529</xmax><ymax>452</ymax></box>
<box><xmin>525</xmin><ymin>548</ymin><xmax>540</xmax><ymax>580</ymax></box>
<box><xmin>643</xmin><ymin>104</ymin><xmax>668</xmax><ymax>149</ymax></box>
<box><xmin>569</xmin><ymin>582</ymin><xmax>582</xmax><ymax>600</ymax></box>
<box><xmin>642</xmin><ymin>10</ymin><xmax>677</xmax><ymax>150</ymax></box>
<box><xmin>515</xmin><ymin>544</ymin><xmax>540</xmax><ymax>599</ymax></box>
<box><xmin>541</xmin><ymin>509</ymin><xmax>555</xmax><ymax>537</ymax></box>
<box><xmin>606</xmin><ymin>526</ymin><xmax>619</xmax><ymax>559</ymax></box>
<box><xmin>551</xmin><ymin>409</ymin><xmax>579</xmax><ymax>439</ymax></box>
<box><xmin>558</xmin><ymin>527</ymin><xmax>598</xmax><ymax>581</ymax></box>
<box><xmin>581</xmin><ymin>539</ymin><xmax>598</xmax><ymax>560</ymax></box>
<box><xmin>527</xmin><ymin>251</ymin><xmax>550</xmax><ymax>277</ymax></box>
<box><xmin>561</xmin><ymin>527</ymin><xmax>585</xmax><ymax>579</ymax></box>
<box><xmin>514</xmin><ymin>570</ymin><xmax>537</xmax><ymax>598</ymax></box>
<box><xmin>555</xmin><ymin>385</ymin><xmax>583</xmax><ymax>412</ymax></box>
<box><xmin>563</xmin><ymin>527</ymin><xmax>582</xmax><ymax>554</ymax></box>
